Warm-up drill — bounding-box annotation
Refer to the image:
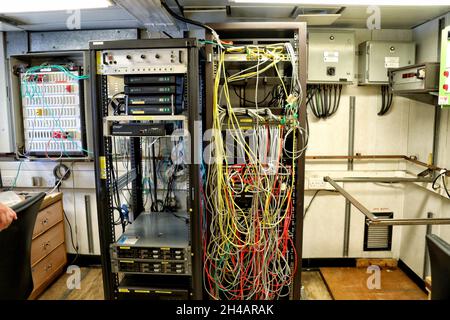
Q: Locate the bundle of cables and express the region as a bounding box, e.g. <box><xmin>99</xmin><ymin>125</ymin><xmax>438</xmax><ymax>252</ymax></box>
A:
<box><xmin>203</xmin><ymin>42</ymin><xmax>307</xmax><ymax>300</ymax></box>
<box><xmin>306</xmin><ymin>84</ymin><xmax>342</xmax><ymax>119</ymax></box>
<box><xmin>432</xmin><ymin>169</ymin><xmax>450</xmax><ymax>199</ymax></box>
<box><xmin>378</xmin><ymin>84</ymin><xmax>393</xmax><ymax>116</ymax></box>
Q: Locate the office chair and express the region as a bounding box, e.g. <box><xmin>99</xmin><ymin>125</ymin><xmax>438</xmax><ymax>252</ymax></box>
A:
<box><xmin>426</xmin><ymin>234</ymin><xmax>450</xmax><ymax>300</ymax></box>
<box><xmin>0</xmin><ymin>192</ymin><xmax>46</xmax><ymax>300</ymax></box>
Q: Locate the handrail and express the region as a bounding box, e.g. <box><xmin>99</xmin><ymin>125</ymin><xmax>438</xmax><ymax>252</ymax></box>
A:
<box><xmin>323</xmin><ymin>176</ymin><xmax>450</xmax><ymax>226</ymax></box>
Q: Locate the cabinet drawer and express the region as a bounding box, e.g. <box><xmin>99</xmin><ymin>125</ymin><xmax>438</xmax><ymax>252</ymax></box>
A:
<box><xmin>33</xmin><ymin>201</ymin><xmax>63</xmax><ymax>238</ymax></box>
<box><xmin>31</xmin><ymin>222</ymin><xmax>65</xmax><ymax>266</ymax></box>
<box><xmin>31</xmin><ymin>244</ymin><xmax>67</xmax><ymax>290</ymax></box>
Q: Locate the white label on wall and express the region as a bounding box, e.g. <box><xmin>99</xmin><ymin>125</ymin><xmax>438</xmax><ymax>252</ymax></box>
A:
<box><xmin>324</xmin><ymin>51</ymin><xmax>339</xmax><ymax>63</ymax></box>
<box><xmin>118</xmin><ymin>236</ymin><xmax>139</xmax><ymax>245</ymax></box>
<box><xmin>385</xmin><ymin>56</ymin><xmax>399</xmax><ymax>68</ymax></box>
<box><xmin>438</xmin><ymin>95</ymin><xmax>448</xmax><ymax>105</ymax></box>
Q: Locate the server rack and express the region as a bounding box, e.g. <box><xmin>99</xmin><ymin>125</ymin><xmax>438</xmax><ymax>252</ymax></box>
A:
<box><xmin>203</xmin><ymin>23</ymin><xmax>307</xmax><ymax>300</ymax></box>
<box><xmin>90</xmin><ymin>39</ymin><xmax>202</xmax><ymax>300</ymax></box>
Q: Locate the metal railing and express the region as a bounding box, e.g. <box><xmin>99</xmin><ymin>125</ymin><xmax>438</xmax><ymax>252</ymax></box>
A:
<box><xmin>324</xmin><ymin>176</ymin><xmax>450</xmax><ymax>226</ymax></box>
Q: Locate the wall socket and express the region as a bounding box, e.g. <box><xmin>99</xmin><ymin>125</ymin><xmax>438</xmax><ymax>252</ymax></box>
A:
<box><xmin>1</xmin><ymin>176</ymin><xmax>16</xmax><ymax>187</ymax></box>
<box><xmin>308</xmin><ymin>176</ymin><xmax>339</xmax><ymax>190</ymax></box>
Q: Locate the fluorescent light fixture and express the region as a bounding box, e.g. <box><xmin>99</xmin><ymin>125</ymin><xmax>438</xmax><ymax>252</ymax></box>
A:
<box><xmin>230</xmin><ymin>0</ymin><xmax>449</xmax><ymax>5</ymax></box>
<box><xmin>0</xmin><ymin>0</ymin><xmax>112</xmax><ymax>13</ymax></box>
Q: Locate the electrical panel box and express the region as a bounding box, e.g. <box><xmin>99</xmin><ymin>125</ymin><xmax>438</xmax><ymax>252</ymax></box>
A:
<box><xmin>438</xmin><ymin>25</ymin><xmax>450</xmax><ymax>107</ymax></box>
<box><xmin>358</xmin><ymin>41</ymin><xmax>415</xmax><ymax>85</ymax></box>
<box><xmin>308</xmin><ymin>31</ymin><xmax>355</xmax><ymax>83</ymax></box>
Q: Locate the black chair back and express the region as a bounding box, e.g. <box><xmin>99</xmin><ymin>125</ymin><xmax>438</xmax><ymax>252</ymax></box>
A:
<box><xmin>0</xmin><ymin>192</ymin><xmax>46</xmax><ymax>300</ymax></box>
<box><xmin>426</xmin><ymin>234</ymin><xmax>450</xmax><ymax>300</ymax></box>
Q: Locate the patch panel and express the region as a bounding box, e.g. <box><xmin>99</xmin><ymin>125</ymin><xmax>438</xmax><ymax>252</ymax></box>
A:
<box><xmin>20</xmin><ymin>67</ymin><xmax>85</xmax><ymax>156</ymax></box>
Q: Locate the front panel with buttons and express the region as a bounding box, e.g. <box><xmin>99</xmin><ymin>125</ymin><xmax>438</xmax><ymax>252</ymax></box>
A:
<box><xmin>98</xmin><ymin>49</ymin><xmax>188</xmax><ymax>75</ymax></box>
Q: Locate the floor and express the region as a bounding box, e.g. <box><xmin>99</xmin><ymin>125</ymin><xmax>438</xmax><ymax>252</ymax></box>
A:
<box><xmin>320</xmin><ymin>267</ymin><xmax>427</xmax><ymax>300</ymax></box>
<box><xmin>36</xmin><ymin>266</ymin><xmax>426</xmax><ymax>300</ymax></box>
<box><xmin>38</xmin><ymin>267</ymin><xmax>104</xmax><ymax>300</ymax></box>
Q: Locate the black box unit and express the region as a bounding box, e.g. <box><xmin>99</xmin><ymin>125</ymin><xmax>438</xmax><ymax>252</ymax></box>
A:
<box><xmin>124</xmin><ymin>85</ymin><xmax>181</xmax><ymax>95</ymax></box>
<box><xmin>127</xmin><ymin>95</ymin><xmax>181</xmax><ymax>105</ymax></box>
<box><xmin>124</xmin><ymin>75</ymin><xmax>179</xmax><ymax>85</ymax></box>
<box><xmin>110</xmin><ymin>123</ymin><xmax>174</xmax><ymax>136</ymax></box>
<box><xmin>117</xmin><ymin>274</ymin><xmax>190</xmax><ymax>300</ymax></box>
<box><xmin>127</xmin><ymin>105</ymin><xmax>183</xmax><ymax>115</ymax></box>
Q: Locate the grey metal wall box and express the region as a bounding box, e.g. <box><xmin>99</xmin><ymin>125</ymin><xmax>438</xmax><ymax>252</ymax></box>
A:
<box><xmin>358</xmin><ymin>40</ymin><xmax>415</xmax><ymax>85</ymax></box>
<box><xmin>308</xmin><ymin>31</ymin><xmax>355</xmax><ymax>83</ymax></box>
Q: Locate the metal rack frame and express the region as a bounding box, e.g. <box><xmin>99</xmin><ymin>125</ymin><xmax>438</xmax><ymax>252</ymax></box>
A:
<box><xmin>204</xmin><ymin>22</ymin><xmax>308</xmax><ymax>300</ymax></box>
<box><xmin>89</xmin><ymin>39</ymin><xmax>202</xmax><ymax>300</ymax></box>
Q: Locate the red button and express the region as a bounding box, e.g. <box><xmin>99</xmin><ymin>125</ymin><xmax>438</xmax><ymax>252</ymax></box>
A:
<box><xmin>444</xmin><ymin>84</ymin><xmax>449</xmax><ymax>91</ymax></box>
<box><xmin>444</xmin><ymin>71</ymin><xmax>449</xmax><ymax>77</ymax></box>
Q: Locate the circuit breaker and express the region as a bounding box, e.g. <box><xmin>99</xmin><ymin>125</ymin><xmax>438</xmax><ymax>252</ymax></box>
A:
<box><xmin>308</xmin><ymin>31</ymin><xmax>355</xmax><ymax>83</ymax></box>
<box><xmin>438</xmin><ymin>25</ymin><xmax>450</xmax><ymax>107</ymax></box>
<box><xmin>358</xmin><ymin>41</ymin><xmax>415</xmax><ymax>85</ymax></box>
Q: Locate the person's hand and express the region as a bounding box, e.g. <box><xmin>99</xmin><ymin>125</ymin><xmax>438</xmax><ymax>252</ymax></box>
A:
<box><xmin>0</xmin><ymin>203</ymin><xmax>17</xmax><ymax>231</ymax></box>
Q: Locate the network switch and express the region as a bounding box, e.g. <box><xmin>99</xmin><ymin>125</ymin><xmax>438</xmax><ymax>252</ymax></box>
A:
<box><xmin>124</xmin><ymin>75</ymin><xmax>179</xmax><ymax>85</ymax></box>
<box><xmin>126</xmin><ymin>105</ymin><xmax>176</xmax><ymax>115</ymax></box>
<box><xmin>127</xmin><ymin>95</ymin><xmax>176</xmax><ymax>105</ymax></box>
<box><xmin>110</xmin><ymin>123</ymin><xmax>174</xmax><ymax>136</ymax></box>
<box><xmin>124</xmin><ymin>85</ymin><xmax>180</xmax><ymax>95</ymax></box>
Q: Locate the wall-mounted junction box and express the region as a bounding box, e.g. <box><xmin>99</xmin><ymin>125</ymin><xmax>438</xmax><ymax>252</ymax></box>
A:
<box><xmin>308</xmin><ymin>31</ymin><xmax>355</xmax><ymax>84</ymax></box>
<box><xmin>358</xmin><ymin>41</ymin><xmax>415</xmax><ymax>85</ymax></box>
<box><xmin>438</xmin><ymin>25</ymin><xmax>450</xmax><ymax>107</ymax></box>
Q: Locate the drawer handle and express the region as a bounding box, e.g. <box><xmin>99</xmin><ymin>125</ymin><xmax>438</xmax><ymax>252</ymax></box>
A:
<box><xmin>43</xmin><ymin>241</ymin><xmax>51</xmax><ymax>250</ymax></box>
<box><xmin>41</xmin><ymin>218</ymin><xmax>49</xmax><ymax>225</ymax></box>
<box><xmin>45</xmin><ymin>263</ymin><xmax>53</xmax><ymax>272</ymax></box>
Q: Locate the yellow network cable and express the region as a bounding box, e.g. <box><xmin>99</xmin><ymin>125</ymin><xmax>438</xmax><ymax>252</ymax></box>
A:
<box><xmin>204</xmin><ymin>42</ymin><xmax>305</xmax><ymax>300</ymax></box>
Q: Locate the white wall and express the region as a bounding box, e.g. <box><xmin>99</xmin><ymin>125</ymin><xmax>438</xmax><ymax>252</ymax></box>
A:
<box><xmin>304</xmin><ymin>19</ymin><xmax>450</xmax><ymax>274</ymax></box>
<box><xmin>303</xmin><ymin>28</ymin><xmax>414</xmax><ymax>260</ymax></box>
<box><xmin>397</xmin><ymin>13</ymin><xmax>450</xmax><ymax>279</ymax></box>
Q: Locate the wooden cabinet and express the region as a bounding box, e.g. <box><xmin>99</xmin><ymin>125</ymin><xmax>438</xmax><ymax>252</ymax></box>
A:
<box><xmin>29</xmin><ymin>193</ymin><xmax>67</xmax><ymax>299</ymax></box>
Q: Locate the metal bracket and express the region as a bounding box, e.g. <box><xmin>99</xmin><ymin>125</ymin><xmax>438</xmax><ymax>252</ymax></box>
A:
<box><xmin>116</xmin><ymin>168</ymin><xmax>137</xmax><ymax>190</ymax></box>
<box><xmin>324</xmin><ymin>176</ymin><xmax>450</xmax><ymax>226</ymax></box>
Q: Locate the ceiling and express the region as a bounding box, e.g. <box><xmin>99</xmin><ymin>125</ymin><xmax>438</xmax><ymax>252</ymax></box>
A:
<box><xmin>0</xmin><ymin>1</ymin><xmax>449</xmax><ymax>32</ymax></box>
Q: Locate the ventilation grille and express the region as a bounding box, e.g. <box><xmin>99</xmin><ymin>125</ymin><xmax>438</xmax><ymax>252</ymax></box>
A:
<box><xmin>364</xmin><ymin>212</ymin><xmax>393</xmax><ymax>251</ymax></box>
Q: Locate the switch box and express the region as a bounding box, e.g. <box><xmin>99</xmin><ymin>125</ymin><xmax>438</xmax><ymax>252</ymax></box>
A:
<box><xmin>308</xmin><ymin>31</ymin><xmax>355</xmax><ymax>83</ymax></box>
<box><xmin>438</xmin><ymin>25</ymin><xmax>450</xmax><ymax>107</ymax></box>
<box><xmin>390</xmin><ymin>63</ymin><xmax>440</xmax><ymax>93</ymax></box>
<box><xmin>358</xmin><ymin>41</ymin><xmax>415</xmax><ymax>85</ymax></box>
